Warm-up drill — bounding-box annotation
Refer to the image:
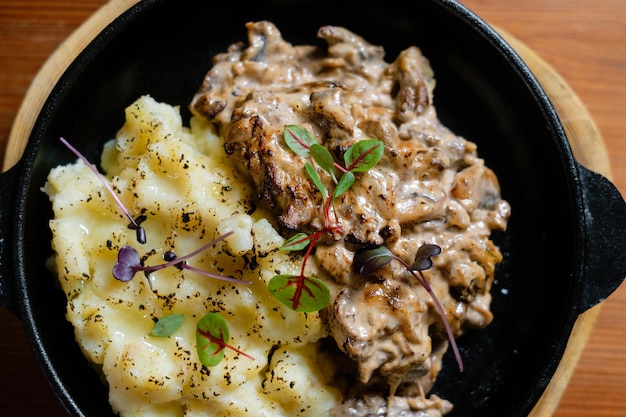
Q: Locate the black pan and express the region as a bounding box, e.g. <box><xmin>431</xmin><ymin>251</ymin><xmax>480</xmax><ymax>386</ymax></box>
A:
<box><xmin>1</xmin><ymin>0</ymin><xmax>625</xmax><ymax>416</ymax></box>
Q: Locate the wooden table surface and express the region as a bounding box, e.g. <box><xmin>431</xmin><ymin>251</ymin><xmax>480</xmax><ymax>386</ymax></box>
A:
<box><xmin>1</xmin><ymin>0</ymin><xmax>625</xmax><ymax>415</ymax></box>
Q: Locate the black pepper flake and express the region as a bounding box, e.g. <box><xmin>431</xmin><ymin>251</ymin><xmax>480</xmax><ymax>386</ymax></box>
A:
<box><xmin>245</xmin><ymin>201</ymin><xmax>257</xmax><ymax>215</ymax></box>
<box><xmin>380</xmin><ymin>225</ymin><xmax>394</xmax><ymax>238</ymax></box>
<box><xmin>248</xmin><ymin>255</ymin><xmax>259</xmax><ymax>271</ymax></box>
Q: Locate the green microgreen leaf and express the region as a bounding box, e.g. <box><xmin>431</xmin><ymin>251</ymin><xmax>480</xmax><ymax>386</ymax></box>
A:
<box><xmin>344</xmin><ymin>139</ymin><xmax>384</xmax><ymax>173</ymax></box>
<box><xmin>196</xmin><ymin>312</ymin><xmax>229</xmax><ymax>366</ymax></box>
<box><xmin>333</xmin><ymin>171</ymin><xmax>355</xmax><ymax>199</ymax></box>
<box><xmin>150</xmin><ymin>313</ymin><xmax>184</xmax><ymax>337</ymax></box>
<box><xmin>310</xmin><ymin>143</ymin><xmax>337</xmax><ymax>181</ymax></box>
<box><xmin>281</xmin><ymin>232</ymin><xmax>313</xmax><ymax>252</ymax></box>
<box><xmin>268</xmin><ymin>274</ymin><xmax>331</xmax><ymax>312</ymax></box>
<box><xmin>196</xmin><ymin>312</ymin><xmax>254</xmax><ymax>367</ymax></box>
<box><xmin>284</xmin><ymin>124</ymin><xmax>317</xmax><ymax>157</ymax></box>
<box><xmin>305</xmin><ymin>162</ymin><xmax>328</xmax><ymax>199</ymax></box>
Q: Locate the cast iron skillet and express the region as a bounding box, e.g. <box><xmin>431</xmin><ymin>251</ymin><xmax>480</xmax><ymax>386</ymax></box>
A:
<box><xmin>1</xmin><ymin>0</ymin><xmax>625</xmax><ymax>416</ymax></box>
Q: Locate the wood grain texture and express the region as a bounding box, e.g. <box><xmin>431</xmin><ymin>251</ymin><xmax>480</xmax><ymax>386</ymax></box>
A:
<box><xmin>1</xmin><ymin>0</ymin><xmax>625</xmax><ymax>415</ymax></box>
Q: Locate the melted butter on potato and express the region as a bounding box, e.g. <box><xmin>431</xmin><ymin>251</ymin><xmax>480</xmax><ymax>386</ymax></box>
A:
<box><xmin>44</xmin><ymin>95</ymin><xmax>340</xmax><ymax>416</ymax></box>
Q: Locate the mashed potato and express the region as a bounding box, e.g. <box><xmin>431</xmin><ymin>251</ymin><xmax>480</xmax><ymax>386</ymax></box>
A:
<box><xmin>43</xmin><ymin>95</ymin><xmax>341</xmax><ymax>417</ymax></box>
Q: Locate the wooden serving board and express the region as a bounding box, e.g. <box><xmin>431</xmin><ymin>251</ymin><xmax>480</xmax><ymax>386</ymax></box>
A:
<box><xmin>3</xmin><ymin>1</ymin><xmax>611</xmax><ymax>415</ymax></box>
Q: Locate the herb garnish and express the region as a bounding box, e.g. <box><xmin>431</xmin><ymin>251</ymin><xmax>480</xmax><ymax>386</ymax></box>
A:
<box><xmin>151</xmin><ymin>313</ymin><xmax>185</xmax><ymax>337</ymax></box>
<box><xmin>60</xmin><ymin>137</ymin><xmax>147</xmax><ymax>244</ymax></box>
<box><xmin>113</xmin><ymin>231</ymin><xmax>250</xmax><ymax>288</ymax></box>
<box><xmin>150</xmin><ymin>312</ymin><xmax>254</xmax><ymax>366</ymax></box>
<box><xmin>196</xmin><ymin>312</ymin><xmax>255</xmax><ymax>366</ymax></box>
<box><xmin>268</xmin><ymin>125</ymin><xmax>384</xmax><ymax>312</ymax></box>
<box><xmin>352</xmin><ymin>244</ymin><xmax>464</xmax><ymax>372</ymax></box>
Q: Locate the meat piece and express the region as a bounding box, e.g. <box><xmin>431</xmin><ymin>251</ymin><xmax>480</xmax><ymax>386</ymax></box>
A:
<box><xmin>224</xmin><ymin>113</ymin><xmax>321</xmax><ymax>229</ymax></box>
<box><xmin>390</xmin><ymin>46</ymin><xmax>435</xmax><ymax>122</ymax></box>
<box><xmin>335</xmin><ymin>392</ymin><xmax>453</xmax><ymax>417</ymax></box>
<box><xmin>328</xmin><ymin>280</ymin><xmax>431</xmax><ymax>385</ymax></box>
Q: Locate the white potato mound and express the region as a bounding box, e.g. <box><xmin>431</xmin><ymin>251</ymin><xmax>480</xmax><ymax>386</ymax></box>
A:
<box><xmin>43</xmin><ymin>95</ymin><xmax>341</xmax><ymax>417</ymax></box>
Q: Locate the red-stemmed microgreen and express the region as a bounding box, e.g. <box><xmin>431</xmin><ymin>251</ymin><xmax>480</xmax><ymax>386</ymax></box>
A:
<box><xmin>343</xmin><ymin>138</ymin><xmax>386</xmax><ymax>172</ymax></box>
<box><xmin>59</xmin><ymin>137</ymin><xmax>147</xmax><ymax>244</ymax></box>
<box><xmin>268</xmin><ymin>274</ymin><xmax>331</xmax><ymax>313</ymax></box>
<box><xmin>352</xmin><ymin>244</ymin><xmax>464</xmax><ymax>372</ymax></box>
<box><xmin>196</xmin><ymin>312</ymin><xmax>255</xmax><ymax>366</ymax></box>
<box><xmin>113</xmin><ymin>231</ymin><xmax>251</xmax><ymax>289</ymax></box>
<box><xmin>268</xmin><ymin>126</ymin><xmax>384</xmax><ymax>312</ymax></box>
<box><xmin>283</xmin><ymin>124</ymin><xmax>317</xmax><ymax>157</ymax></box>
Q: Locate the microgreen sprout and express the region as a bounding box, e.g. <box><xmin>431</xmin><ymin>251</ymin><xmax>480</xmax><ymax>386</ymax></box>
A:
<box><xmin>352</xmin><ymin>243</ymin><xmax>464</xmax><ymax>372</ymax></box>
<box><xmin>196</xmin><ymin>312</ymin><xmax>255</xmax><ymax>366</ymax></box>
<box><xmin>150</xmin><ymin>313</ymin><xmax>185</xmax><ymax>337</ymax></box>
<box><xmin>269</xmin><ymin>125</ymin><xmax>384</xmax><ymax>312</ymax></box>
<box><xmin>151</xmin><ymin>312</ymin><xmax>255</xmax><ymax>367</ymax></box>
<box><xmin>113</xmin><ymin>231</ymin><xmax>251</xmax><ymax>288</ymax></box>
<box><xmin>60</xmin><ymin>137</ymin><xmax>147</xmax><ymax>244</ymax></box>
